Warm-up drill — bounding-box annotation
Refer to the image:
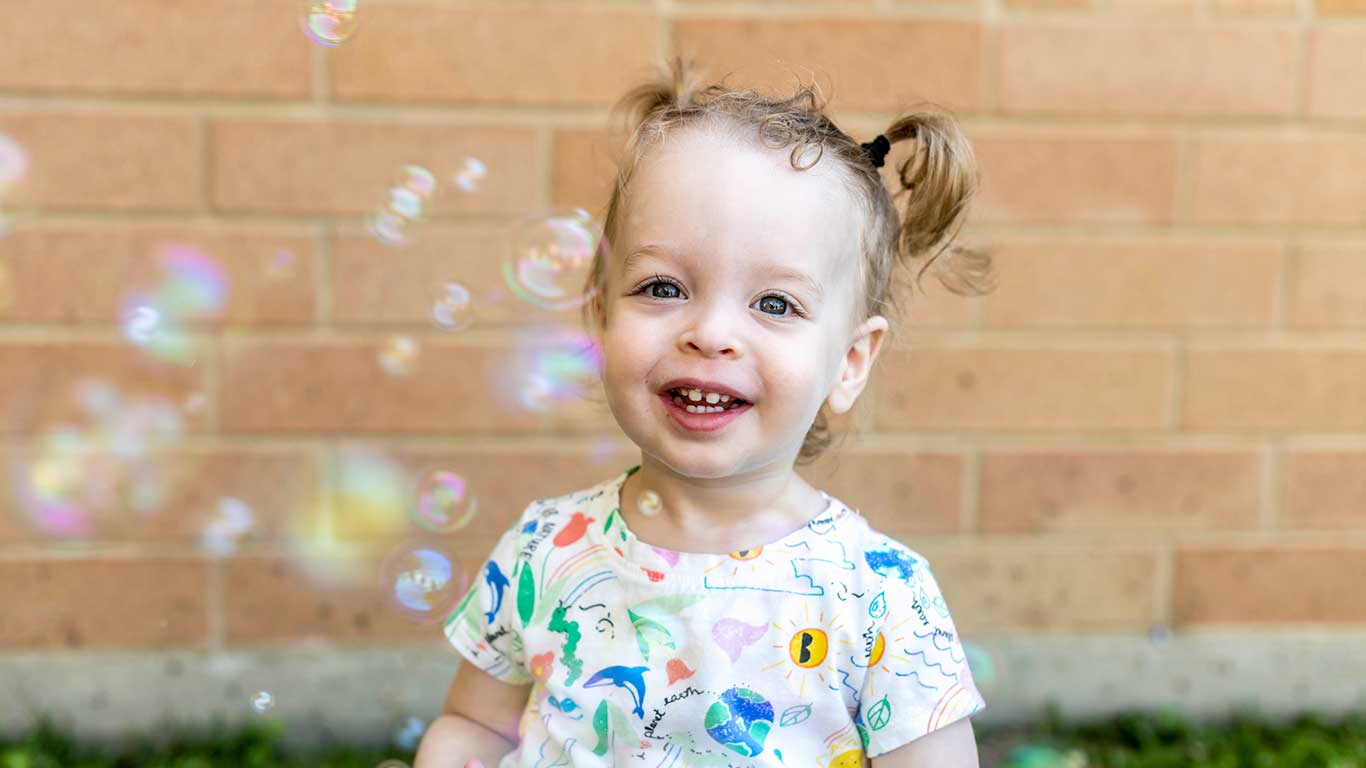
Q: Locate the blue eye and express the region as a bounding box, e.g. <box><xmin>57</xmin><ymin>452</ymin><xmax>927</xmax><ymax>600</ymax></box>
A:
<box><xmin>630</xmin><ymin>275</ymin><xmax>805</xmax><ymax>318</ymax></box>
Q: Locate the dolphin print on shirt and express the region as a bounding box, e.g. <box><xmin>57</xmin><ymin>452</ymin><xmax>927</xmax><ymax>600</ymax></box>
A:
<box><xmin>583</xmin><ymin>664</ymin><xmax>649</xmax><ymax>718</ymax></box>
<box><xmin>483</xmin><ymin>560</ymin><xmax>511</xmax><ymax>624</ymax></box>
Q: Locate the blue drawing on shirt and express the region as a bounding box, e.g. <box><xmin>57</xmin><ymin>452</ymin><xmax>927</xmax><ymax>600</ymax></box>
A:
<box><xmin>483</xmin><ymin>560</ymin><xmax>510</xmax><ymax>624</ymax></box>
<box><xmin>864</xmin><ymin>547</ymin><xmax>918</xmax><ymax>581</ymax></box>
<box><xmin>583</xmin><ymin>664</ymin><xmax>649</xmax><ymax>718</ymax></box>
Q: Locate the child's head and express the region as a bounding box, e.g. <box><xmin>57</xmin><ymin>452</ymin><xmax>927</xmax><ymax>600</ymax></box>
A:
<box><xmin>580</xmin><ymin>57</ymin><xmax>995</xmax><ymax>477</ymax></box>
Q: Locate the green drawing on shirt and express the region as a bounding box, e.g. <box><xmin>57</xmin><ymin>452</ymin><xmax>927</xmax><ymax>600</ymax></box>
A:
<box><xmin>517</xmin><ymin>561</ymin><xmax>536</xmax><ymax>627</ymax></box>
<box><xmin>627</xmin><ymin>594</ymin><xmax>705</xmax><ymax>661</ymax></box>
<box><xmin>548</xmin><ymin>602</ymin><xmax>584</xmax><ymax>686</ymax></box>
<box><xmin>591</xmin><ymin>698</ymin><xmax>640</xmax><ymax>757</ymax></box>
<box><xmin>868</xmin><ymin>695</ymin><xmax>892</xmax><ymax>731</ymax></box>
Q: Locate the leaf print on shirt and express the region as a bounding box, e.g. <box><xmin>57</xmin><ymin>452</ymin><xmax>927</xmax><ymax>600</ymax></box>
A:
<box><xmin>627</xmin><ymin>594</ymin><xmax>704</xmax><ymax>662</ymax></box>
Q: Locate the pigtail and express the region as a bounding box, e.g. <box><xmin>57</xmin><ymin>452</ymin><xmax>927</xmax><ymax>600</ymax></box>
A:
<box><xmin>882</xmin><ymin>108</ymin><xmax>997</xmax><ymax>298</ymax></box>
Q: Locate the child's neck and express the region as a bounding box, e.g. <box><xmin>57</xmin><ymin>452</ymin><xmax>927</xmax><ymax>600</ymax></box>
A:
<box><xmin>617</xmin><ymin>461</ymin><xmax>827</xmax><ymax>555</ymax></box>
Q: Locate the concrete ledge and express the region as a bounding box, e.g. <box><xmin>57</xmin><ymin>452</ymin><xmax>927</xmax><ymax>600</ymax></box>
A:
<box><xmin>3</xmin><ymin>631</ymin><xmax>1364</xmax><ymax>750</ymax></box>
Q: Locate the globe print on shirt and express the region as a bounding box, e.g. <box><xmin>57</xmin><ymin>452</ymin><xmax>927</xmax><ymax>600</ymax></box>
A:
<box><xmin>443</xmin><ymin>465</ymin><xmax>986</xmax><ymax>767</ymax></box>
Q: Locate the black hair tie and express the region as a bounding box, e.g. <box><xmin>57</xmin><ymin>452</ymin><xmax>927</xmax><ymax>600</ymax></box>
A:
<box><xmin>861</xmin><ymin>134</ymin><xmax>891</xmax><ymax>168</ymax></box>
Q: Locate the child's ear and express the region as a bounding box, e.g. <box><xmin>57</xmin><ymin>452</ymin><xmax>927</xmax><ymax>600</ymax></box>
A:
<box><xmin>827</xmin><ymin>314</ymin><xmax>889</xmax><ymax>414</ymax></box>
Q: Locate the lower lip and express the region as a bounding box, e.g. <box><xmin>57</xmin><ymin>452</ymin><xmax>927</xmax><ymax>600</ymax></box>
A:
<box><xmin>658</xmin><ymin>392</ymin><xmax>752</xmax><ymax>432</ymax></box>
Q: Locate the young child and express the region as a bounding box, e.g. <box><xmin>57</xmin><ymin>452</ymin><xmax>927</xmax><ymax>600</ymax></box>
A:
<box><xmin>416</xmin><ymin>56</ymin><xmax>996</xmax><ymax>768</ymax></box>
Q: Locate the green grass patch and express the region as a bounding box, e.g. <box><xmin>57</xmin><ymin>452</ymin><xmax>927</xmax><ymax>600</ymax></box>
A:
<box><xmin>2</xmin><ymin>705</ymin><xmax>1364</xmax><ymax>767</ymax></box>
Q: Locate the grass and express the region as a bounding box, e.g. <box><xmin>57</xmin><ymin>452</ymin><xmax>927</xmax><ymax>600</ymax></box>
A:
<box><xmin>1</xmin><ymin>705</ymin><xmax>1364</xmax><ymax>767</ymax></box>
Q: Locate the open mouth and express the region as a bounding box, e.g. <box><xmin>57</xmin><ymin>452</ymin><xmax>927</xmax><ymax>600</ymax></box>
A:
<box><xmin>663</xmin><ymin>388</ymin><xmax>751</xmax><ymax>414</ymax></box>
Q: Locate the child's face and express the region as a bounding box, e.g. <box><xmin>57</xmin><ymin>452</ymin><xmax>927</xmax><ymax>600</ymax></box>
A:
<box><xmin>596</xmin><ymin>126</ymin><xmax>875</xmax><ymax>480</ymax></box>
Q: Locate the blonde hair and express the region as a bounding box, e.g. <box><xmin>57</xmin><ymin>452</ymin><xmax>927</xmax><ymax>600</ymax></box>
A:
<box><xmin>580</xmin><ymin>56</ymin><xmax>996</xmax><ymax>464</ymax></box>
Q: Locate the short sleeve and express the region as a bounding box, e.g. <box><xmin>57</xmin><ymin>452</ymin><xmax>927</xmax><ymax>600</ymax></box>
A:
<box><xmin>855</xmin><ymin>555</ymin><xmax>986</xmax><ymax>758</ymax></box>
<box><xmin>442</xmin><ymin>504</ymin><xmax>536</xmax><ymax>686</ymax></box>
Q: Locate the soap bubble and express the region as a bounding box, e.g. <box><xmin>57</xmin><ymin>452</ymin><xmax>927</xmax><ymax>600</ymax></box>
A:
<box><xmin>452</xmin><ymin>157</ymin><xmax>487</xmax><ymax>193</ymax></box>
<box><xmin>637</xmin><ymin>489</ymin><xmax>662</xmax><ymax>517</ymax></box>
<box><xmin>413</xmin><ymin>470</ymin><xmax>476</xmax><ymax>533</ymax></box>
<box><xmin>369</xmin><ymin>166</ymin><xmax>438</xmax><ymax>248</ymax></box>
<box><xmin>379</xmin><ymin>539</ymin><xmax>467</xmax><ymax>623</ymax></box>
<box><xmin>299</xmin><ymin>0</ymin><xmax>359</xmax><ymax>47</ymax></box>
<box><xmin>486</xmin><ymin>325</ymin><xmax>603</xmax><ymax>414</ymax></box>
<box><xmin>378</xmin><ymin>335</ymin><xmax>419</xmax><ymax>376</ymax></box>
<box><xmin>500</xmin><ymin>208</ymin><xmax>598</xmax><ymax>312</ymax></box>
<box><xmin>430</xmin><ymin>281</ymin><xmax>474</xmax><ymax>332</ymax></box>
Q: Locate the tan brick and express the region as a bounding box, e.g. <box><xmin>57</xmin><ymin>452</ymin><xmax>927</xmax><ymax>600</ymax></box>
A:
<box><xmin>1112</xmin><ymin>0</ymin><xmax>1203</xmax><ymax>13</ymax></box>
<box><xmin>0</xmin><ymin>0</ymin><xmax>308</xmax><ymax>98</ymax></box>
<box><xmin>673</xmin><ymin>16</ymin><xmax>983</xmax><ymax>112</ymax></box>
<box><xmin>0</xmin><ymin>342</ymin><xmax>208</xmax><ymax>435</ymax></box>
<box><xmin>973</xmin><ymin>129</ymin><xmax>1179</xmax><ymax>224</ymax></box>
<box><xmin>1289</xmin><ymin>243</ymin><xmax>1366</xmax><ymax>329</ymax></box>
<box><xmin>331</xmin><ymin>6</ymin><xmax>659</xmax><ymax>106</ymax></box>
<box><xmin>1174</xmin><ymin>547</ymin><xmax>1366</xmax><ymax>623</ymax></box>
<box><xmin>1189</xmin><ymin>131</ymin><xmax>1366</xmax><ymax>226</ymax></box>
<box><xmin>0</xmin><ymin>225</ymin><xmax>314</xmax><ymax>326</ymax></box>
<box><xmin>209</xmin><ymin>119</ymin><xmax>537</xmax><ymax>216</ymax></box>
<box><xmin>923</xmin><ymin>547</ymin><xmax>1160</xmax><ymax>631</ymax></box>
<box><xmin>552</xmin><ymin>126</ymin><xmax>619</xmax><ymax>216</ymax></box>
<box><xmin>800</xmin><ymin>449</ymin><xmax>966</xmax><ymax>535</ymax></box>
<box><xmin>981</xmin><ymin>239</ymin><xmax>1283</xmax><ymax>329</ymax></box>
<box><xmin>1316</xmin><ymin>0</ymin><xmax>1366</xmax><ymax>14</ymax></box>
<box><xmin>1006</xmin><ymin>0</ymin><xmax>1088</xmax><ymax>9</ymax></box>
<box><xmin>1282</xmin><ymin>451</ymin><xmax>1366</xmax><ymax>529</ymax></box>
<box><xmin>1185</xmin><ymin>346</ymin><xmax>1366</xmax><ymax>430</ymax></box>
<box><xmin>999</xmin><ymin>22</ymin><xmax>1298</xmax><ymax>117</ymax></box>
<box><xmin>980</xmin><ymin>449</ymin><xmax>1261</xmax><ymax>533</ymax></box>
<box><xmin>876</xmin><ymin>343</ymin><xmax>1172</xmax><ymax>431</ymax></box>
<box><xmin>218</xmin><ymin>338</ymin><xmax>613</xmax><ymax>434</ymax></box>
<box><xmin>0</xmin><ymin>111</ymin><xmax>197</xmax><ymax>212</ymax></box>
<box><xmin>1307</xmin><ymin>28</ymin><xmax>1366</xmax><ymax>121</ymax></box>
<box><xmin>0</xmin><ymin>557</ymin><xmax>207</xmax><ymax>649</ymax></box>
<box><xmin>223</xmin><ymin>555</ymin><xmax>455</xmax><ymax>645</ymax></box>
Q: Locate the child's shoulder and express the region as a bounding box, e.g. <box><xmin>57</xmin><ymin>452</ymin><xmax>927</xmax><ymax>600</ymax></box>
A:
<box><xmin>826</xmin><ymin>502</ymin><xmax>935</xmax><ymax>585</ymax></box>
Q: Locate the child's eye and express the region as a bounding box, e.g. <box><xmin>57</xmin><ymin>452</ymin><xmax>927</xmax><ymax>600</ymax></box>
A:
<box><xmin>630</xmin><ymin>276</ymin><xmax>805</xmax><ymax>318</ymax></box>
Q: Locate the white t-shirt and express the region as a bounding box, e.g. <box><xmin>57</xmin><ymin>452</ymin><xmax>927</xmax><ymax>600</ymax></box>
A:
<box><xmin>444</xmin><ymin>464</ymin><xmax>986</xmax><ymax>766</ymax></box>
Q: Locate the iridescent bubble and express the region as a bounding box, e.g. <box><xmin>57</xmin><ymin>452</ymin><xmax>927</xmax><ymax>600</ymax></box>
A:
<box><xmin>501</xmin><ymin>208</ymin><xmax>599</xmax><ymax>311</ymax></box>
<box><xmin>413</xmin><ymin>470</ymin><xmax>476</xmax><ymax>533</ymax></box>
<box><xmin>369</xmin><ymin>166</ymin><xmax>437</xmax><ymax>248</ymax></box>
<box><xmin>9</xmin><ymin>379</ymin><xmax>186</xmax><ymax>540</ymax></box>
<box><xmin>122</xmin><ymin>304</ymin><xmax>162</xmax><ymax>346</ymax></box>
<box><xmin>266</xmin><ymin>249</ymin><xmax>297</xmax><ymax>281</ymax></box>
<box><xmin>202</xmin><ymin>497</ymin><xmax>255</xmax><ymax>558</ymax></box>
<box><xmin>637</xmin><ymin>489</ymin><xmax>662</xmax><ymax>517</ymax></box>
<box><xmin>285</xmin><ymin>446</ymin><xmax>409</xmax><ymax>588</ymax></box>
<box><xmin>430</xmin><ymin>281</ymin><xmax>474</xmax><ymax>332</ymax></box>
<box><xmin>119</xmin><ymin>242</ymin><xmax>228</xmax><ymax>367</ymax></box>
<box><xmin>0</xmin><ymin>133</ymin><xmax>28</xmax><ymax>191</ymax></box>
<box><xmin>379</xmin><ymin>539</ymin><xmax>467</xmax><ymax>623</ymax></box>
<box><xmin>299</xmin><ymin>0</ymin><xmax>358</xmax><ymax>47</ymax></box>
<box><xmin>452</xmin><ymin>157</ymin><xmax>487</xmax><ymax>193</ymax></box>
<box><xmin>251</xmin><ymin>690</ymin><xmax>275</xmax><ymax>713</ymax></box>
<box><xmin>392</xmin><ymin>715</ymin><xmax>426</xmax><ymax>751</ymax></box>
<box><xmin>487</xmin><ymin>325</ymin><xmax>603</xmax><ymax>413</ymax></box>
<box><xmin>378</xmin><ymin>335</ymin><xmax>419</xmax><ymax>376</ymax></box>
<box><xmin>368</xmin><ymin>210</ymin><xmax>411</xmax><ymax>248</ymax></box>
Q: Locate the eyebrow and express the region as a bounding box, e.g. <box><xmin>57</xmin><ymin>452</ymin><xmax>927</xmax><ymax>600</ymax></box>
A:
<box><xmin>620</xmin><ymin>244</ymin><xmax>825</xmax><ymax>302</ymax></box>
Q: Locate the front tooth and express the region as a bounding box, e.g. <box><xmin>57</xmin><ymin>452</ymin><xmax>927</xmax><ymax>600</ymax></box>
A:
<box><xmin>687</xmin><ymin>389</ymin><xmax>703</xmax><ymax>401</ymax></box>
<box><xmin>719</xmin><ymin>394</ymin><xmax>731</xmax><ymax>403</ymax></box>
<box><xmin>705</xmin><ymin>392</ymin><xmax>720</xmax><ymax>404</ymax></box>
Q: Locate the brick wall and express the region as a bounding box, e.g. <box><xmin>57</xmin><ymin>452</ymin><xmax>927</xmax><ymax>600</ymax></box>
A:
<box><xmin>2</xmin><ymin>0</ymin><xmax>1365</xmax><ymax>715</ymax></box>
